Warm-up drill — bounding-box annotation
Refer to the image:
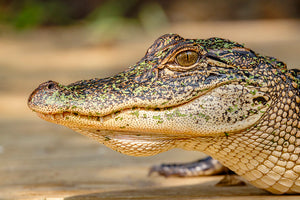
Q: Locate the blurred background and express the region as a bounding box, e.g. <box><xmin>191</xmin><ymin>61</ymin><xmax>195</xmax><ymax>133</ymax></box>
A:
<box><xmin>0</xmin><ymin>0</ymin><xmax>300</xmax><ymax>199</ymax></box>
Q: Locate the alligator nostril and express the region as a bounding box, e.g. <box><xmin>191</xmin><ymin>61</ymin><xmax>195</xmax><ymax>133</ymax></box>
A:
<box><xmin>47</xmin><ymin>83</ymin><xmax>55</xmax><ymax>90</ymax></box>
<box><xmin>38</xmin><ymin>80</ymin><xmax>59</xmax><ymax>90</ymax></box>
<box><xmin>28</xmin><ymin>81</ymin><xmax>59</xmax><ymax>104</ymax></box>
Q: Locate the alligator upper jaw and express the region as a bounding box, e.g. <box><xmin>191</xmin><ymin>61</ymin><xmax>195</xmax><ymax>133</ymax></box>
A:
<box><xmin>32</xmin><ymin>82</ymin><xmax>269</xmax><ymax>139</ymax></box>
<box><xmin>27</xmin><ymin>70</ymin><xmax>236</xmax><ymax>118</ymax></box>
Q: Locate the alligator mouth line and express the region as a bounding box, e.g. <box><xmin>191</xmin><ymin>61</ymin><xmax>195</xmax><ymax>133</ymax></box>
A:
<box><xmin>35</xmin><ymin>79</ymin><xmax>255</xmax><ymax>129</ymax></box>
<box><xmin>37</xmin><ymin>111</ymin><xmax>106</xmax><ymax>123</ymax></box>
<box><xmin>36</xmin><ymin>105</ymin><xmax>176</xmax><ymax>125</ymax></box>
<box><xmin>36</xmin><ymin>94</ymin><xmax>205</xmax><ymax>125</ymax></box>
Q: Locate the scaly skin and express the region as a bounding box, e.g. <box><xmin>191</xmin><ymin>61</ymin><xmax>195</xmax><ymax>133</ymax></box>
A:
<box><xmin>28</xmin><ymin>34</ymin><xmax>300</xmax><ymax>194</ymax></box>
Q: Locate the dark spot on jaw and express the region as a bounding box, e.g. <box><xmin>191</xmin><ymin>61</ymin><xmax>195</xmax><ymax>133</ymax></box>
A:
<box><xmin>227</xmin><ymin>117</ymin><xmax>231</xmax><ymax>122</ymax></box>
<box><xmin>243</xmin><ymin>71</ymin><xmax>251</xmax><ymax>78</ymax></box>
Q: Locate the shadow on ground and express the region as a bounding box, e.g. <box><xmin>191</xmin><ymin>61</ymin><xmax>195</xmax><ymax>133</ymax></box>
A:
<box><xmin>65</xmin><ymin>182</ymin><xmax>273</xmax><ymax>200</ymax></box>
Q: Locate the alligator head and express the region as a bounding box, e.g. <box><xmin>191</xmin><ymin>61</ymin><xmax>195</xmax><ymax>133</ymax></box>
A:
<box><xmin>28</xmin><ymin>33</ymin><xmax>288</xmax><ymax>156</ymax></box>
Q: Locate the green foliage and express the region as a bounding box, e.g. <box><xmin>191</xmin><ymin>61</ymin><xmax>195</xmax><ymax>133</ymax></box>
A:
<box><xmin>138</xmin><ymin>2</ymin><xmax>168</xmax><ymax>32</ymax></box>
<box><xmin>12</xmin><ymin>1</ymin><xmax>45</xmax><ymax>29</ymax></box>
<box><xmin>86</xmin><ymin>0</ymin><xmax>140</xmax><ymax>41</ymax></box>
<box><xmin>0</xmin><ymin>0</ymin><xmax>71</xmax><ymax>30</ymax></box>
<box><xmin>0</xmin><ymin>0</ymin><xmax>169</xmax><ymax>37</ymax></box>
<box><xmin>86</xmin><ymin>0</ymin><xmax>168</xmax><ymax>42</ymax></box>
<box><xmin>88</xmin><ymin>0</ymin><xmax>138</xmax><ymax>19</ymax></box>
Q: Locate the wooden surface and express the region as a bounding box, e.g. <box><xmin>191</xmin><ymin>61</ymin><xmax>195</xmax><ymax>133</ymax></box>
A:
<box><xmin>0</xmin><ymin>20</ymin><xmax>300</xmax><ymax>200</ymax></box>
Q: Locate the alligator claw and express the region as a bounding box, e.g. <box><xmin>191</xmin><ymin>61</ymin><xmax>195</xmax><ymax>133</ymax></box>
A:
<box><xmin>149</xmin><ymin>156</ymin><xmax>228</xmax><ymax>177</ymax></box>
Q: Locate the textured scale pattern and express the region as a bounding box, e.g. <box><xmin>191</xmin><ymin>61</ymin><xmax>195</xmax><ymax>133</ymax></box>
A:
<box><xmin>28</xmin><ymin>34</ymin><xmax>300</xmax><ymax>194</ymax></box>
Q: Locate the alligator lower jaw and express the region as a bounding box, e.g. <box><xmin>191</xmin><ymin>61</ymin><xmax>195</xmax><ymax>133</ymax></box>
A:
<box><xmin>35</xmin><ymin>111</ymin><xmax>191</xmax><ymax>137</ymax></box>
<box><xmin>72</xmin><ymin>127</ymin><xmax>183</xmax><ymax>157</ymax></box>
<box><xmin>37</xmin><ymin>112</ymin><xmax>184</xmax><ymax>156</ymax></box>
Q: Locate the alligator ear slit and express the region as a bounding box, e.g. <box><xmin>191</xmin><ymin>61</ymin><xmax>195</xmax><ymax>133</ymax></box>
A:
<box><xmin>253</xmin><ymin>96</ymin><xmax>268</xmax><ymax>105</ymax></box>
<box><xmin>204</xmin><ymin>53</ymin><xmax>228</xmax><ymax>65</ymax></box>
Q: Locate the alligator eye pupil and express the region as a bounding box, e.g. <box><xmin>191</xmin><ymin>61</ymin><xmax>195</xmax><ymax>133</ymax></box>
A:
<box><xmin>176</xmin><ymin>51</ymin><xmax>199</xmax><ymax>67</ymax></box>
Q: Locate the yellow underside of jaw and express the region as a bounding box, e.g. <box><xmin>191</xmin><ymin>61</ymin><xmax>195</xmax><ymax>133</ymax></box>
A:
<box><xmin>37</xmin><ymin>112</ymin><xmax>182</xmax><ymax>157</ymax></box>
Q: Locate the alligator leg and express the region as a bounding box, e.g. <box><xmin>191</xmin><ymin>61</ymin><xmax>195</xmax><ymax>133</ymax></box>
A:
<box><xmin>149</xmin><ymin>156</ymin><xmax>246</xmax><ymax>186</ymax></box>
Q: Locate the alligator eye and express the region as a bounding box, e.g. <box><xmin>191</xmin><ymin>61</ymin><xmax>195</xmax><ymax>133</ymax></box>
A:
<box><xmin>176</xmin><ymin>51</ymin><xmax>199</xmax><ymax>67</ymax></box>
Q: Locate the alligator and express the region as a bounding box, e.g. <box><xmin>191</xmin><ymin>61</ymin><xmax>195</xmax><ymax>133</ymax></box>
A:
<box><xmin>28</xmin><ymin>34</ymin><xmax>300</xmax><ymax>194</ymax></box>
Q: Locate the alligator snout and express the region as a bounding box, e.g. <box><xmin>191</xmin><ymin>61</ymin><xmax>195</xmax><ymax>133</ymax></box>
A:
<box><xmin>28</xmin><ymin>80</ymin><xmax>65</xmax><ymax>114</ymax></box>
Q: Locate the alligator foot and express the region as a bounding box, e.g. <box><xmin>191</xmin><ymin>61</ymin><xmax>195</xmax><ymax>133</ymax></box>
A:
<box><xmin>216</xmin><ymin>173</ymin><xmax>246</xmax><ymax>187</ymax></box>
<box><xmin>149</xmin><ymin>156</ymin><xmax>246</xmax><ymax>186</ymax></box>
<box><xmin>149</xmin><ymin>156</ymin><xmax>228</xmax><ymax>177</ymax></box>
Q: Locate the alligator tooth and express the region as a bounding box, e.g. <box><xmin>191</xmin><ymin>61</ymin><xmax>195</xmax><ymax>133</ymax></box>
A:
<box><xmin>49</xmin><ymin>114</ymin><xmax>55</xmax><ymax>120</ymax></box>
<box><xmin>96</xmin><ymin>116</ymin><xmax>103</xmax><ymax>122</ymax></box>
